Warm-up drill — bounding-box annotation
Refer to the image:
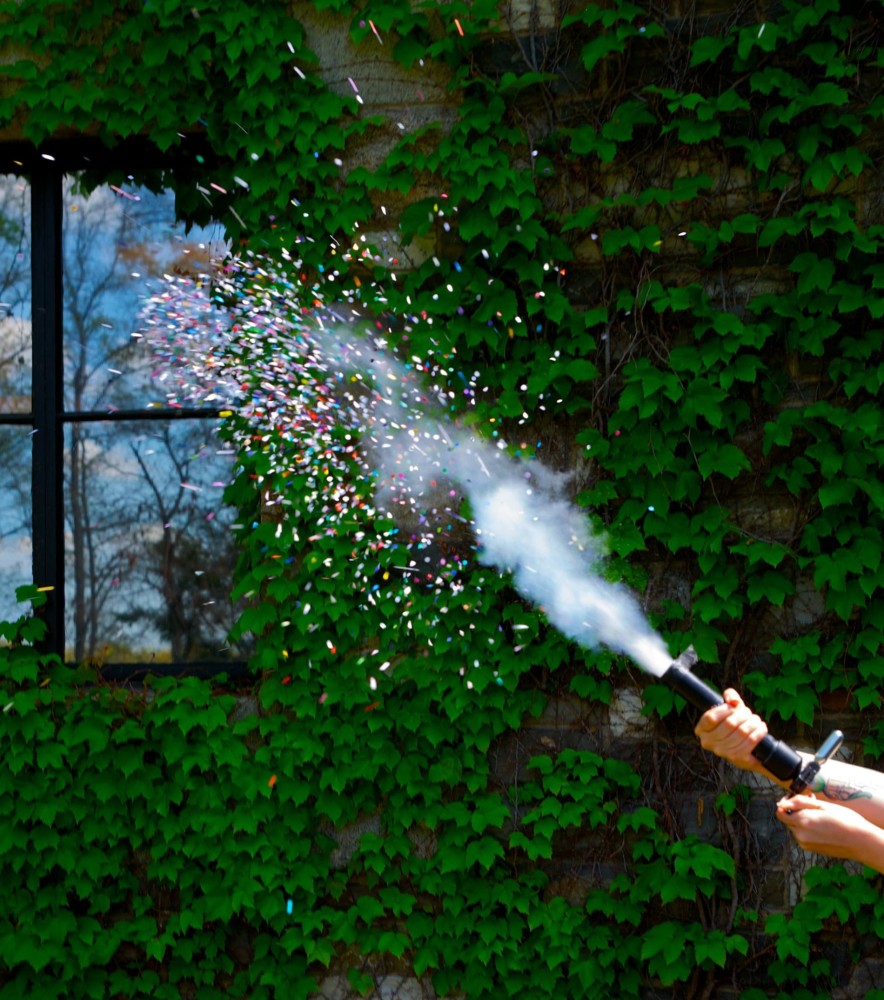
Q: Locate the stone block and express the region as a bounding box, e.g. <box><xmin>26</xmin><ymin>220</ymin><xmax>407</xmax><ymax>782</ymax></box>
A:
<box><xmin>608</xmin><ymin>687</ymin><xmax>651</xmax><ymax>739</ymax></box>
<box><xmin>314</xmin><ymin>975</ymin><xmax>446</xmax><ymax>999</ymax></box>
<box><xmin>323</xmin><ymin>814</ymin><xmax>382</xmax><ymax>868</ymax></box>
<box><xmin>833</xmin><ymin>957</ymin><xmax>884</xmax><ymax>999</ymax></box>
<box><xmin>501</xmin><ymin>0</ymin><xmax>560</xmax><ymax>34</ymax></box>
<box><xmin>290</xmin><ymin>3</ymin><xmax>451</xmax><ymax>109</ymax></box>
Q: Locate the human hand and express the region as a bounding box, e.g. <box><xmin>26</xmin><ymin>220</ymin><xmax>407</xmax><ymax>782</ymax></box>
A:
<box><xmin>776</xmin><ymin>794</ymin><xmax>884</xmax><ymax>870</ymax></box>
<box><xmin>694</xmin><ymin>688</ymin><xmax>771</xmax><ymax>776</ymax></box>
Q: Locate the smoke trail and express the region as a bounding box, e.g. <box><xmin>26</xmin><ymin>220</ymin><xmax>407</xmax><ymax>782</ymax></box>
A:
<box><xmin>327</xmin><ymin>323</ymin><xmax>674</xmax><ymax>678</ymax></box>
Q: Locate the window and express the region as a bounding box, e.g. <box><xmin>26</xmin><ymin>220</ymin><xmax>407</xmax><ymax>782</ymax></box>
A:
<box><xmin>0</xmin><ymin>140</ymin><xmax>249</xmax><ymax>675</ymax></box>
<box><xmin>0</xmin><ymin>171</ymin><xmax>31</xmax><ymax>621</ymax></box>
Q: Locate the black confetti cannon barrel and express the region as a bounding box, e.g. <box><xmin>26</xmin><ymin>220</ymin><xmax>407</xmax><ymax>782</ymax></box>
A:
<box><xmin>663</xmin><ymin>647</ymin><xmax>803</xmax><ymax>784</ymax></box>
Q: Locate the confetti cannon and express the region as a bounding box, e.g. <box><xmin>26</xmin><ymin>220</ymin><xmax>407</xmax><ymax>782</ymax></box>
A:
<box><xmin>664</xmin><ymin>647</ymin><xmax>844</xmax><ymax>793</ymax></box>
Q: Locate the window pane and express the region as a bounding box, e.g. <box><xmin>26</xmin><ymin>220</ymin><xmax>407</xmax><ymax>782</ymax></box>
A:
<box><xmin>0</xmin><ymin>174</ymin><xmax>31</xmax><ymax>413</ymax></box>
<box><xmin>0</xmin><ymin>426</ymin><xmax>32</xmax><ymax>626</ymax></box>
<box><xmin>64</xmin><ymin>419</ymin><xmax>247</xmax><ymax>664</ymax></box>
<box><xmin>62</xmin><ymin>174</ymin><xmax>227</xmax><ymax>412</ymax></box>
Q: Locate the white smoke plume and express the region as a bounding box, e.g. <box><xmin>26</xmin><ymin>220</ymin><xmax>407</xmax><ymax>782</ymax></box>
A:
<box><xmin>330</xmin><ymin>324</ymin><xmax>674</xmax><ymax>678</ymax></box>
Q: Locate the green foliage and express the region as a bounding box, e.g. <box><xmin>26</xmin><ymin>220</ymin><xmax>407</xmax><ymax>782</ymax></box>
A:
<box><xmin>2</xmin><ymin>0</ymin><xmax>883</xmax><ymax>995</ymax></box>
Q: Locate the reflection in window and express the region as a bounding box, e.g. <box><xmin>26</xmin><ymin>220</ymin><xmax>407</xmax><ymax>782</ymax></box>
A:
<box><xmin>0</xmin><ymin>174</ymin><xmax>30</xmax><ymax>412</ymax></box>
<box><xmin>64</xmin><ymin>420</ymin><xmax>247</xmax><ymax>663</ymax></box>
<box><xmin>56</xmin><ymin>173</ymin><xmax>244</xmax><ymax>665</ymax></box>
<box><xmin>0</xmin><ymin>426</ymin><xmax>32</xmax><ymax>626</ymax></box>
<box><xmin>1</xmin><ymin>160</ymin><xmax>246</xmax><ymax>666</ymax></box>
<box><xmin>62</xmin><ymin>174</ymin><xmax>227</xmax><ymax>413</ymax></box>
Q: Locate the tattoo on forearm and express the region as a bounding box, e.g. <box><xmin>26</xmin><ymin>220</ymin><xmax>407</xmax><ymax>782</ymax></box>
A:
<box><xmin>810</xmin><ymin>775</ymin><xmax>875</xmax><ymax>801</ymax></box>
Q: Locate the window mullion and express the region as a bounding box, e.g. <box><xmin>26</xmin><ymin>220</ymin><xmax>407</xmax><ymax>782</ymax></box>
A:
<box><xmin>30</xmin><ymin>163</ymin><xmax>64</xmax><ymax>655</ymax></box>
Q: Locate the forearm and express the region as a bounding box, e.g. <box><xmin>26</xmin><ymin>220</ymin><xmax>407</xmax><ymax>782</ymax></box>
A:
<box><xmin>778</xmin><ymin>793</ymin><xmax>884</xmax><ymax>874</ymax></box>
<box><xmin>803</xmin><ymin>755</ymin><xmax>884</xmax><ymax>829</ymax></box>
<box><xmin>849</xmin><ymin>822</ymin><xmax>884</xmax><ymax>874</ymax></box>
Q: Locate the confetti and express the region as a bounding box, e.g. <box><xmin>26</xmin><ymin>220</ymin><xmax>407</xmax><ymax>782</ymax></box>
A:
<box><xmin>136</xmin><ymin>230</ymin><xmax>670</xmax><ymax>679</ymax></box>
<box><xmin>136</xmin><ymin>250</ymin><xmax>483</xmax><ymax>625</ymax></box>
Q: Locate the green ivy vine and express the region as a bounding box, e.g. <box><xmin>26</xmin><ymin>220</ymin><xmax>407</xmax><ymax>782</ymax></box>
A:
<box><xmin>2</xmin><ymin>0</ymin><xmax>883</xmax><ymax>996</ymax></box>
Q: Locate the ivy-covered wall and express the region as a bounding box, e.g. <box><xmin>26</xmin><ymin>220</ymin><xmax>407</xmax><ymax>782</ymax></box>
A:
<box><xmin>2</xmin><ymin>0</ymin><xmax>883</xmax><ymax>997</ymax></box>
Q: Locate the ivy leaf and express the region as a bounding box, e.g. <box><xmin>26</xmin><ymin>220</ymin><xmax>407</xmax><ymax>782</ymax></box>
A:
<box><xmin>805</xmin><ymin>81</ymin><xmax>850</xmax><ymax>109</ymax></box>
<box><xmin>392</xmin><ymin>35</ymin><xmax>429</xmax><ymax>67</ymax></box>
<box><xmin>737</xmin><ymin>21</ymin><xmax>779</xmax><ymax>61</ymax></box>
<box><xmin>693</xmin><ymin>930</ymin><xmax>728</xmax><ymax>968</ymax></box>
<box><xmin>758</xmin><ymin>215</ymin><xmax>805</xmax><ymax>247</ymax></box>
<box><xmin>235</xmin><ymin>603</ymin><xmax>277</xmax><ymax>637</ymax></box>
<box><xmin>600</xmin><ymin>100</ymin><xmax>656</xmax><ymax>141</ymax></box>
<box><xmin>642</xmin><ymin>682</ymin><xmax>680</xmax><ymax>718</ymax></box>
<box><xmin>354</xmin><ymin>895</ymin><xmax>384</xmax><ymax>925</ymax></box>
<box><xmin>865</xmin><ymin>263</ymin><xmax>884</xmax><ymax>289</ymax></box>
<box><xmin>470</xmin><ymin>795</ymin><xmax>510</xmax><ymax>833</ymax></box>
<box><xmin>569</xmin><ymin>125</ymin><xmax>616</xmax><ymax>161</ymax></box>
<box><xmin>689</xmin><ymin>36</ymin><xmax>732</xmax><ymax>68</ymax></box>
<box><xmin>855</xmin><ymin>477</ymin><xmax>884</xmax><ymax>513</ymax></box>
<box><xmin>818</xmin><ymin>480</ymin><xmax>858</xmax><ymax>508</ymax></box>
<box><xmin>566</xmin><ymin>358</ymin><xmax>599</xmax><ymax>382</ymax></box>
<box><xmin>465</xmin><ymin>836</ymin><xmax>504</xmax><ymax>869</ymax></box>
<box><xmin>766</xmin><ymin>914</ymin><xmax>811</xmax><ymax>964</ymax></box>
<box><xmin>578</xmin><ymin>35</ymin><xmax>627</xmax><ymax>73</ymax></box>
<box><xmin>617</xmin><ymin>806</ymin><xmax>658</xmax><ymax>833</ymax></box>
<box><xmin>509</xmin><ymin>830</ymin><xmax>551</xmax><ymax>860</ymax></box>
<box><xmin>796</xmin><ymin>125</ymin><xmax>824</xmax><ymax>162</ymax></box>
<box><xmin>399</xmin><ymin>197</ymin><xmax>437</xmax><ymax>239</ymax></box>
<box><xmin>670</xmin><ymin>118</ymin><xmax>721</xmax><ymax>143</ymax></box>
<box><xmin>659</xmin><ymin>873</ymin><xmax>698</xmax><ymax>903</ymax></box>
<box><xmin>749</xmin><ymin>137</ymin><xmax>786</xmax><ymax>171</ymax></box>
<box><xmin>142</xmin><ymin>35</ymin><xmax>170</xmax><ymax>68</ymax></box>
<box><xmin>791</xmin><ymin>253</ymin><xmax>835</xmax><ymax>295</ymax></box>
<box><xmin>640</xmin><ymin>921</ymin><xmax>692</xmax><ymax>985</ymax></box>
<box><xmin>719</xmin><ymin>353</ymin><xmax>764</xmax><ymax>390</ymax></box>
<box><xmin>829</xmin><ymin>146</ymin><xmax>868</xmax><ymax>177</ymax></box>
<box><xmin>681</xmin><ymin>380</ymin><xmax>727</xmax><ymax>427</ymax></box>
<box><xmin>561</xmin><ymin>203</ymin><xmax>603</xmax><ymax>232</ymax></box>
<box><xmin>305</xmin><ymin>937</ymin><xmax>335</xmax><ymax>966</ymax></box>
<box><xmin>746</xmin><ymin>571</ymin><xmax>794</xmax><ymax>606</ymax></box>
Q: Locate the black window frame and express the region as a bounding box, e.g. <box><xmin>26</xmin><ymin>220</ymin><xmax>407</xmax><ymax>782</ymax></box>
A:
<box><xmin>1</xmin><ymin>138</ymin><xmax>248</xmax><ymax>680</ymax></box>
